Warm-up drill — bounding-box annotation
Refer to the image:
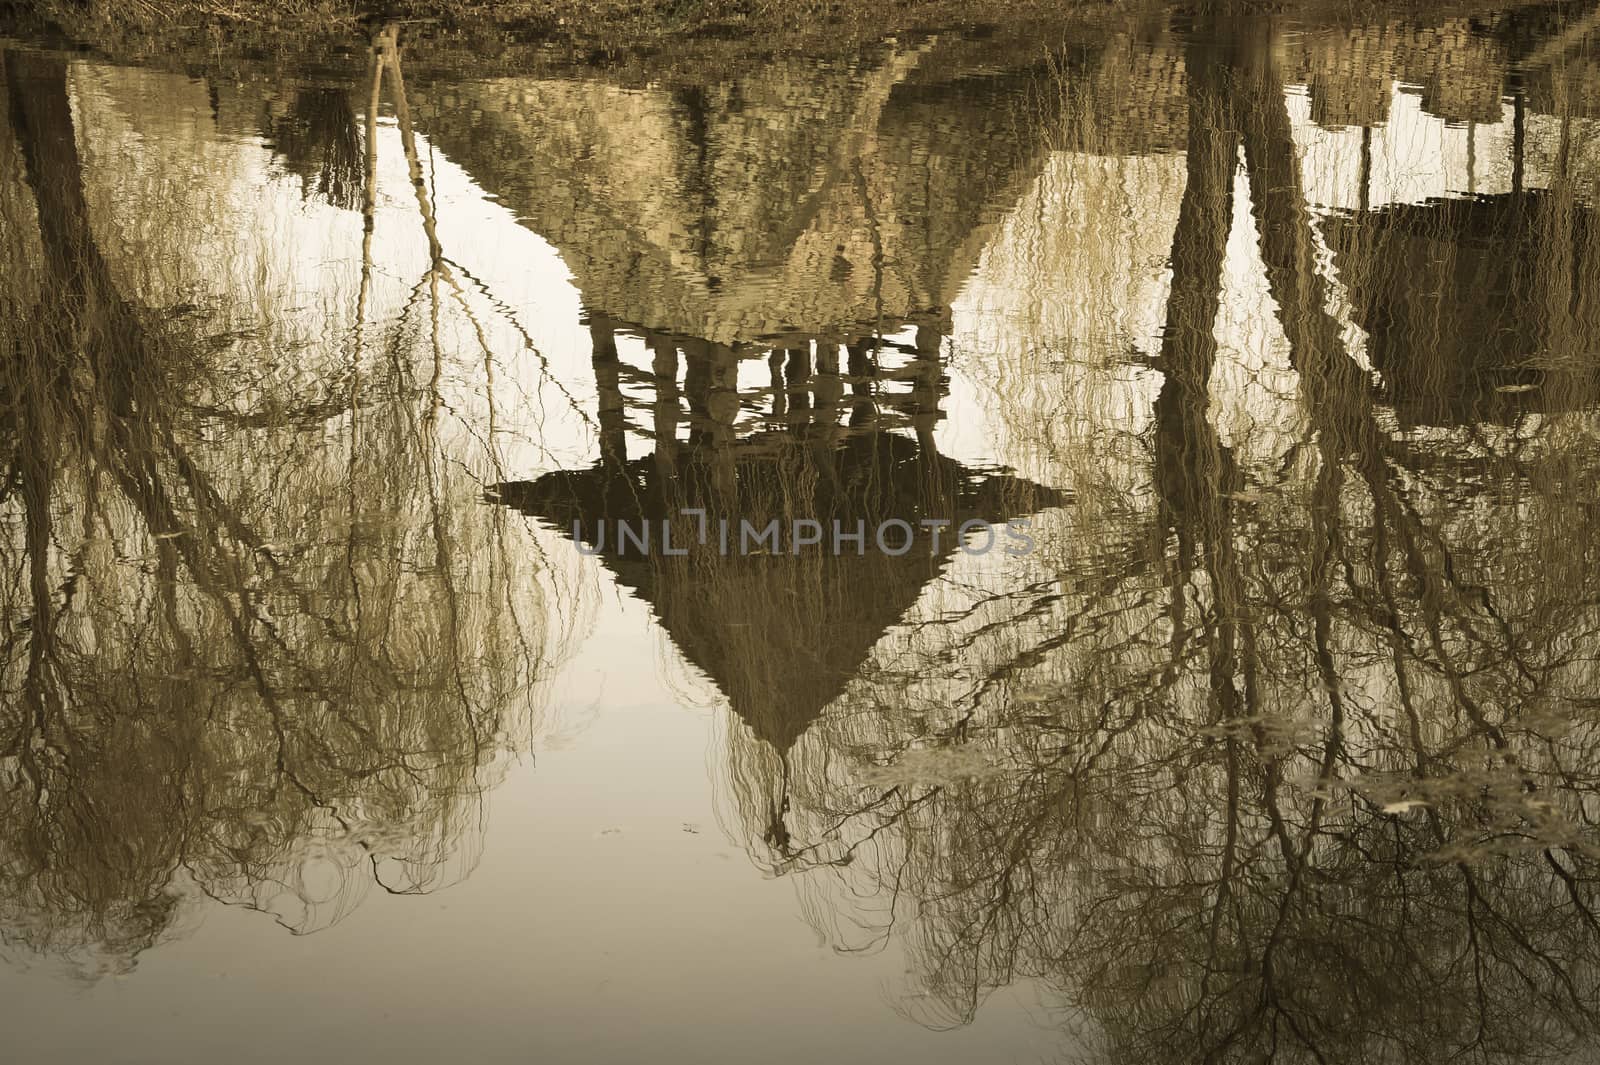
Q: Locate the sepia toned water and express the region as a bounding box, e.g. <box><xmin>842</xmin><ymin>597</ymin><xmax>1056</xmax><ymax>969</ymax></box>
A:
<box><xmin>3</xmin><ymin>5</ymin><xmax>1600</xmax><ymax>1062</ymax></box>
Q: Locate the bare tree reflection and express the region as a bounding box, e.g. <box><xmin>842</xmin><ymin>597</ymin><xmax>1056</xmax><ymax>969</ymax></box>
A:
<box><xmin>272</xmin><ymin>86</ymin><xmax>366</xmax><ymax>212</ymax></box>
<box><xmin>0</xmin><ymin>42</ymin><xmax>553</xmax><ymax>978</ymax></box>
<box><xmin>710</xmin><ymin>11</ymin><xmax>1600</xmax><ymax>1062</ymax></box>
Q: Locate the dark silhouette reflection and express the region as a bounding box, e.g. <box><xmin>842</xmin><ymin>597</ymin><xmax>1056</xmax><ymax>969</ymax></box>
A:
<box><xmin>1326</xmin><ymin>191</ymin><xmax>1600</xmax><ymax>425</ymax></box>
<box><xmin>270</xmin><ymin>87</ymin><xmax>367</xmax><ymax>211</ymax></box>
<box><xmin>497</xmin><ymin>318</ymin><xmax>1066</xmax><ymax>852</ymax></box>
<box><xmin>696</xmin><ymin>10</ymin><xmax>1600</xmax><ymax>1063</ymax></box>
<box><xmin>0</xmin><ymin>42</ymin><xmax>548</xmax><ymax>978</ymax></box>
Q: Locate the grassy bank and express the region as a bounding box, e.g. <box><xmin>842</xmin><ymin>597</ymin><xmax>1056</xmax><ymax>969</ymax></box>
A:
<box><xmin>15</xmin><ymin>0</ymin><xmax>1101</xmax><ymax>68</ymax></box>
<box><xmin>7</xmin><ymin>0</ymin><xmax>1528</xmax><ymax>82</ymax></box>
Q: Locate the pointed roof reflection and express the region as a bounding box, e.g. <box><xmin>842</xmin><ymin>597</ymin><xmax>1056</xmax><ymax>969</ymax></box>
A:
<box><xmin>497</xmin><ymin>422</ymin><xmax>1065</xmax><ymax>753</ymax></box>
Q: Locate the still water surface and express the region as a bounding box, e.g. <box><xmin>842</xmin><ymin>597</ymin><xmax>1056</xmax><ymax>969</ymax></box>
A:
<box><xmin>4</xmin><ymin>5</ymin><xmax>1600</xmax><ymax>1063</ymax></box>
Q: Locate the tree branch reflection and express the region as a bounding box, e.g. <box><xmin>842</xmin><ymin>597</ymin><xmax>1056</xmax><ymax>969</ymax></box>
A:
<box><xmin>713</xmin><ymin>13</ymin><xmax>1600</xmax><ymax>1061</ymax></box>
<box><xmin>0</xmin><ymin>42</ymin><xmax>555</xmax><ymax>979</ymax></box>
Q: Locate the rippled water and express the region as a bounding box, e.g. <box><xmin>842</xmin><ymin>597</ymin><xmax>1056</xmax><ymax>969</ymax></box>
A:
<box><xmin>4</xmin><ymin>6</ymin><xmax>1600</xmax><ymax>1063</ymax></box>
